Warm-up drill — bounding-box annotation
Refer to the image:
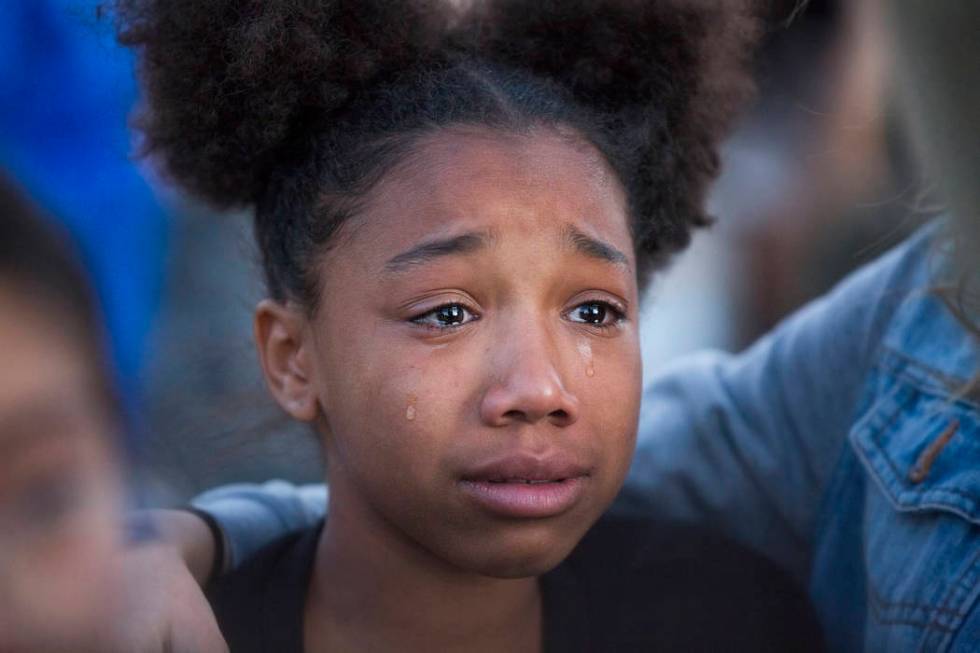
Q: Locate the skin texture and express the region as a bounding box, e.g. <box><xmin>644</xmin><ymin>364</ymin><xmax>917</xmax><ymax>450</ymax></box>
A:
<box><xmin>0</xmin><ymin>286</ymin><xmax>124</xmax><ymax>653</ymax></box>
<box><xmin>255</xmin><ymin>127</ymin><xmax>642</xmax><ymax>652</ymax></box>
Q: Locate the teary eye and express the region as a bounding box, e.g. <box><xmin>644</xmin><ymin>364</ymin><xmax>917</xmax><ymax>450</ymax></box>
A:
<box><xmin>575</xmin><ymin>303</ymin><xmax>606</xmax><ymax>324</ymax></box>
<box><xmin>567</xmin><ymin>301</ymin><xmax>625</xmax><ymax>329</ymax></box>
<box><xmin>411</xmin><ymin>303</ymin><xmax>478</xmax><ymax>329</ymax></box>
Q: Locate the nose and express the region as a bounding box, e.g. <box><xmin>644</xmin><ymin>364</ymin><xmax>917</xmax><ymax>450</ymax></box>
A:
<box><xmin>479</xmin><ymin>321</ymin><xmax>580</xmax><ymax>428</ymax></box>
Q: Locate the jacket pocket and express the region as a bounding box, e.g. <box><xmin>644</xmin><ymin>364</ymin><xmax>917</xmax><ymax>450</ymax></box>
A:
<box><xmin>850</xmin><ymin>364</ymin><xmax>980</xmax><ymax>650</ymax></box>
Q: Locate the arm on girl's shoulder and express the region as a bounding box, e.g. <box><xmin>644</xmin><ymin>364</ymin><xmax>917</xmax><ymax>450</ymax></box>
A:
<box><xmin>192</xmin><ymin>223</ymin><xmax>944</xmax><ymax>577</ymax></box>
<box><xmin>190</xmin><ymin>481</ymin><xmax>327</xmax><ymax>571</ymax></box>
<box><xmin>617</xmin><ymin>221</ymin><xmax>945</xmax><ymax>579</ymax></box>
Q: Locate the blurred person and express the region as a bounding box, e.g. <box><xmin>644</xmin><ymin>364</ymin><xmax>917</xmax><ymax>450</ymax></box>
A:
<box><xmin>734</xmin><ymin>0</ymin><xmax>927</xmax><ymax>341</ymax></box>
<box><xmin>0</xmin><ymin>174</ymin><xmax>231</xmax><ymax>653</ymax></box>
<box><xmin>0</xmin><ymin>175</ymin><xmax>125</xmax><ymax>651</ymax></box>
<box><xmin>135</xmin><ymin>2</ymin><xmax>980</xmax><ymax>652</ymax></box>
<box><xmin>886</xmin><ymin>2</ymin><xmax>980</xmax><ymax>288</ymax></box>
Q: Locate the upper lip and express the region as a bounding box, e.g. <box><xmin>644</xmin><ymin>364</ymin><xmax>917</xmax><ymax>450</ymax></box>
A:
<box><xmin>460</xmin><ymin>452</ymin><xmax>591</xmax><ymax>483</ymax></box>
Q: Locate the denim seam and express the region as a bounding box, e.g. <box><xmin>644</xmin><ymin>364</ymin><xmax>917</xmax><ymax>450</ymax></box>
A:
<box><xmin>866</xmin><ymin>593</ymin><xmax>957</xmax><ymax>631</ymax></box>
<box><xmin>894</xmin><ymin>491</ymin><xmax>980</xmax><ymax>516</ymax></box>
<box><xmin>879</xmin><ymin>348</ymin><xmax>980</xmax><ymax>412</ymax></box>
<box><xmin>853</xmin><ymin>394</ymin><xmax>957</xmax><ymax>623</ymax></box>
<box><xmin>861</xmin><ymin>382</ymin><xmax>916</xmax><ymax>491</ymax></box>
<box><xmin>866</xmin><ymin>580</ymin><xmax>968</xmax><ymax>616</ymax></box>
<box><xmin>920</xmin><ymin>546</ymin><xmax>980</xmax><ymax>651</ymax></box>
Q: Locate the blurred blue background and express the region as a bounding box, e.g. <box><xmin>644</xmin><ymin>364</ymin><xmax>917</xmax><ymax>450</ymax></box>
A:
<box><xmin>0</xmin><ymin>0</ymin><xmax>168</xmax><ymax>423</ymax></box>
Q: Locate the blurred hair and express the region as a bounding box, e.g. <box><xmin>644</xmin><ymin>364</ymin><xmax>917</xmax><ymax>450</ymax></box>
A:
<box><xmin>936</xmin><ymin>271</ymin><xmax>980</xmax><ymax>399</ymax></box>
<box><xmin>886</xmin><ymin>3</ymin><xmax>980</xmax><ymax>392</ymax></box>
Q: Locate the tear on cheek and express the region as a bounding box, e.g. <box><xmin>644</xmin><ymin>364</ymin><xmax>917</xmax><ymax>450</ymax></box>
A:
<box><xmin>577</xmin><ymin>340</ymin><xmax>595</xmax><ymax>378</ymax></box>
<box><xmin>405</xmin><ymin>394</ymin><xmax>417</xmax><ymax>421</ymax></box>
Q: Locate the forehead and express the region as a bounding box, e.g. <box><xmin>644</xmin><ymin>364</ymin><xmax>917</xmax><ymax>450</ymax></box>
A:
<box><xmin>0</xmin><ymin>287</ymin><xmax>101</xmax><ymax>425</ymax></box>
<box><xmin>351</xmin><ymin>126</ymin><xmax>633</xmax><ymax>257</ymax></box>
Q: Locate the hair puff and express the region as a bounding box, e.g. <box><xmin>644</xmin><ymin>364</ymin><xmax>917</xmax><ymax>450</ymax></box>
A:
<box><xmin>471</xmin><ymin>0</ymin><xmax>761</xmax><ymax>260</ymax></box>
<box><xmin>116</xmin><ymin>0</ymin><xmax>454</xmax><ymax>207</ymax></box>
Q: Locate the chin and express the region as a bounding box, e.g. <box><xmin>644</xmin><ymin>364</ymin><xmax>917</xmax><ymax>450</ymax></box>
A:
<box><xmin>476</xmin><ymin>556</ymin><xmax>566</xmax><ymax>579</ymax></box>
<box><xmin>446</xmin><ymin>521</ymin><xmax>588</xmax><ymax>579</ymax></box>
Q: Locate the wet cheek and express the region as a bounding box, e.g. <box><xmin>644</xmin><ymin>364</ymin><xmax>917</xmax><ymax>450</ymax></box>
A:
<box><xmin>322</xmin><ymin>327</ymin><xmax>485</xmax><ymax>469</ymax></box>
<box><xmin>405</xmin><ymin>393</ymin><xmax>418</xmax><ymax>421</ymax></box>
<box><xmin>342</xmin><ymin>356</ymin><xmax>471</xmax><ymax>457</ymax></box>
<box><xmin>389</xmin><ymin>362</ymin><xmax>470</xmax><ymax>433</ymax></box>
<box><xmin>577</xmin><ymin>347</ymin><xmax>641</xmax><ymax>457</ymax></box>
<box><xmin>577</xmin><ymin>339</ymin><xmax>595</xmax><ymax>378</ymax></box>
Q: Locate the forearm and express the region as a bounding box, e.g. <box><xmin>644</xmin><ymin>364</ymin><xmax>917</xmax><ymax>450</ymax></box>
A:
<box><xmin>111</xmin><ymin>511</ymin><xmax>229</xmax><ymax>653</ymax></box>
<box><xmin>150</xmin><ymin>509</ymin><xmax>221</xmax><ymax>586</ymax></box>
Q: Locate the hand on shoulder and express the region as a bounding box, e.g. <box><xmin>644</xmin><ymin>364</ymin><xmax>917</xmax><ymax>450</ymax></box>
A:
<box><xmin>95</xmin><ymin>510</ymin><xmax>228</xmax><ymax>653</ymax></box>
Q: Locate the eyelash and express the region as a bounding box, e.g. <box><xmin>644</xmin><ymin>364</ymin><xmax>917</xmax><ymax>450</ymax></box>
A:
<box><xmin>409</xmin><ymin>300</ymin><xmax>626</xmax><ymax>332</ymax></box>
<box><xmin>566</xmin><ymin>300</ymin><xmax>627</xmax><ymax>331</ymax></box>
<box><xmin>410</xmin><ymin>303</ymin><xmax>480</xmax><ymax>330</ymax></box>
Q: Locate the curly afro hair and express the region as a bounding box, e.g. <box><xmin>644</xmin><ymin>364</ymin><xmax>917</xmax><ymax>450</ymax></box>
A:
<box><xmin>116</xmin><ymin>0</ymin><xmax>761</xmax><ymax>304</ymax></box>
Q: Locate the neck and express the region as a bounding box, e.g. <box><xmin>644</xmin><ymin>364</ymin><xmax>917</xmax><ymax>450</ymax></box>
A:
<box><xmin>305</xmin><ymin>485</ymin><xmax>542</xmax><ymax>653</ymax></box>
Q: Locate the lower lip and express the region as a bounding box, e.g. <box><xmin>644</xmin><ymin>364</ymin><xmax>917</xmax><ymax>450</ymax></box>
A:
<box><xmin>458</xmin><ymin>477</ymin><xmax>588</xmax><ymax>519</ymax></box>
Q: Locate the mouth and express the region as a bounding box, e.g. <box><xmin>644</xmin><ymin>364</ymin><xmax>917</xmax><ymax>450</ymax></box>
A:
<box><xmin>488</xmin><ymin>478</ymin><xmax>566</xmax><ymax>484</ymax></box>
<box><xmin>458</xmin><ymin>453</ymin><xmax>591</xmax><ymax>519</ymax></box>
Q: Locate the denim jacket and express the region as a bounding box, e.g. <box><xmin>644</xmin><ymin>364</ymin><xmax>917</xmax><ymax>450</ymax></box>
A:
<box><xmin>195</xmin><ymin>221</ymin><xmax>979</xmax><ymax>651</ymax></box>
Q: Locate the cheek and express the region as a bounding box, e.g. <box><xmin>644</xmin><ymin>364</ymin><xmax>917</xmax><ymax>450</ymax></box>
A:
<box><xmin>318</xmin><ymin>328</ymin><xmax>480</xmax><ymax>478</ymax></box>
<box><xmin>579</xmin><ymin>336</ymin><xmax>642</xmax><ymax>470</ymax></box>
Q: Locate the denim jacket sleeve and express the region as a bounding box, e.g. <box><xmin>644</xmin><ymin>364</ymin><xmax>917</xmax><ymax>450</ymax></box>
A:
<box><xmin>617</xmin><ymin>223</ymin><xmax>943</xmax><ymax>581</ymax></box>
<box><xmin>192</xmin><ymin>223</ymin><xmax>941</xmax><ymax>578</ymax></box>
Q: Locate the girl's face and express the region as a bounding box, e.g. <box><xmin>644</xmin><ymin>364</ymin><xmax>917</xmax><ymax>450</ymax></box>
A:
<box><xmin>259</xmin><ymin>127</ymin><xmax>642</xmax><ymax>577</ymax></box>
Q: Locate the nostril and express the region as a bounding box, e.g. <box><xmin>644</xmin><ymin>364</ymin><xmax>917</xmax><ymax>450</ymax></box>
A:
<box><xmin>500</xmin><ymin>408</ymin><xmax>568</xmax><ymax>423</ymax></box>
<box><xmin>549</xmin><ymin>409</ymin><xmax>570</xmax><ymax>422</ymax></box>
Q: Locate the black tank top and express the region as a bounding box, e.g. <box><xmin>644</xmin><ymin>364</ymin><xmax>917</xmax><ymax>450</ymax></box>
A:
<box><xmin>208</xmin><ymin>515</ymin><xmax>824</xmax><ymax>652</ymax></box>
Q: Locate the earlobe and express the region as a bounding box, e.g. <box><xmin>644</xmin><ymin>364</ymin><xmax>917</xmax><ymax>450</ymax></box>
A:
<box><xmin>254</xmin><ymin>299</ymin><xmax>319</xmax><ymax>422</ymax></box>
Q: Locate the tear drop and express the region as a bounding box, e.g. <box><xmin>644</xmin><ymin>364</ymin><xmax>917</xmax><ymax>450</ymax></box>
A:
<box><xmin>405</xmin><ymin>395</ymin><xmax>417</xmax><ymax>421</ymax></box>
<box><xmin>578</xmin><ymin>340</ymin><xmax>595</xmax><ymax>378</ymax></box>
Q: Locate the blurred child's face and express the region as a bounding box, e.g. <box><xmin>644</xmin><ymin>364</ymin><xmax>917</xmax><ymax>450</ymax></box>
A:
<box><xmin>0</xmin><ymin>287</ymin><xmax>124</xmax><ymax>651</ymax></box>
<box><xmin>261</xmin><ymin>127</ymin><xmax>641</xmax><ymax>577</ymax></box>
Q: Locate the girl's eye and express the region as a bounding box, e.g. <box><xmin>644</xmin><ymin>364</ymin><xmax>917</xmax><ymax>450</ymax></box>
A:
<box><xmin>568</xmin><ymin>301</ymin><xmax>624</xmax><ymax>328</ymax></box>
<box><xmin>411</xmin><ymin>303</ymin><xmax>478</xmax><ymax>329</ymax></box>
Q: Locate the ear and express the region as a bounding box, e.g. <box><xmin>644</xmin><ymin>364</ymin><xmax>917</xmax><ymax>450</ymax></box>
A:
<box><xmin>254</xmin><ymin>299</ymin><xmax>319</xmax><ymax>422</ymax></box>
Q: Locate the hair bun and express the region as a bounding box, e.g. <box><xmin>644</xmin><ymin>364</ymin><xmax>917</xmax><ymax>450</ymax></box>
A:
<box><xmin>474</xmin><ymin>0</ymin><xmax>761</xmax><ymax>259</ymax></box>
<box><xmin>476</xmin><ymin>0</ymin><xmax>759</xmax><ymax>127</ymax></box>
<box><xmin>117</xmin><ymin>0</ymin><xmax>451</xmax><ymax>207</ymax></box>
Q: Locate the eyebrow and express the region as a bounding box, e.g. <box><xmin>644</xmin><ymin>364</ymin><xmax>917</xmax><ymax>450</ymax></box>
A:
<box><xmin>562</xmin><ymin>225</ymin><xmax>630</xmax><ymax>268</ymax></box>
<box><xmin>384</xmin><ymin>231</ymin><xmax>493</xmax><ymax>273</ymax></box>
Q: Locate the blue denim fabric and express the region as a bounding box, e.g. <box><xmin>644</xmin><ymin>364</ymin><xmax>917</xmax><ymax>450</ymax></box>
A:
<box><xmin>621</xmin><ymin>220</ymin><xmax>980</xmax><ymax>651</ymax></box>
<box><xmin>198</xmin><ymin>221</ymin><xmax>979</xmax><ymax>651</ymax></box>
